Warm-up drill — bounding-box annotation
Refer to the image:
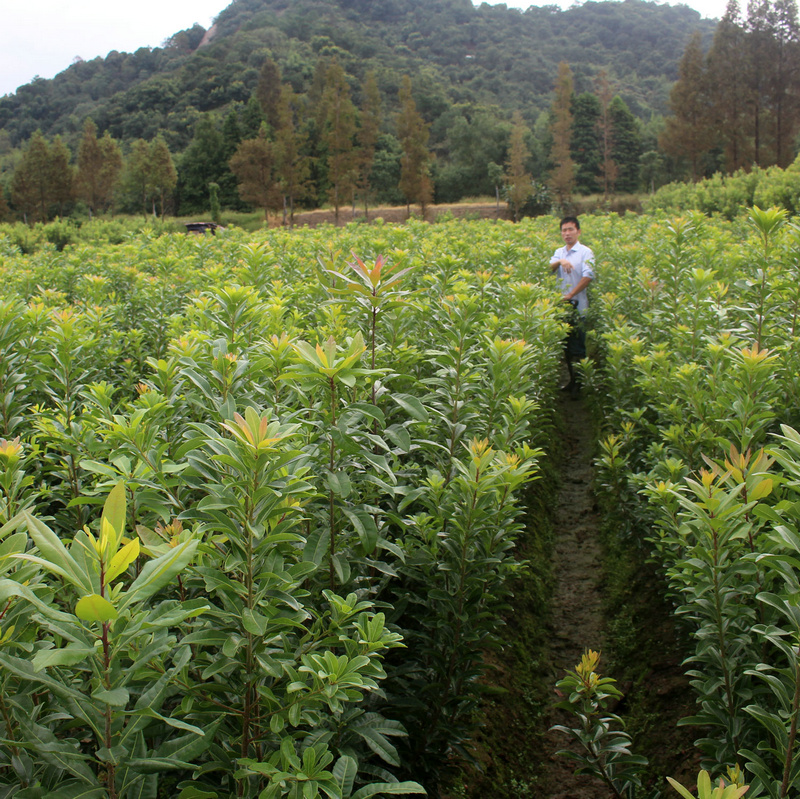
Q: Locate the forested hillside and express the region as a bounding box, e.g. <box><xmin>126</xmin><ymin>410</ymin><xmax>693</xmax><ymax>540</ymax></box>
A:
<box><xmin>0</xmin><ymin>0</ymin><xmax>713</xmax><ymax>149</ymax></box>
<box><xmin>28</xmin><ymin>0</ymin><xmax>800</xmax><ymax>224</ymax></box>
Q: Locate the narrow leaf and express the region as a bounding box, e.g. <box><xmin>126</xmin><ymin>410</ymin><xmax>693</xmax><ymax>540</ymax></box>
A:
<box><xmin>32</xmin><ymin>645</ymin><xmax>95</xmax><ymax>672</ymax></box>
<box><xmin>122</xmin><ymin>539</ymin><xmax>198</xmax><ymax>608</ymax></box>
<box><xmin>105</xmin><ymin>538</ymin><xmax>141</xmax><ymax>584</ymax></box>
<box><xmin>20</xmin><ymin>512</ymin><xmax>93</xmax><ymax>593</ymax></box>
<box><xmin>102</xmin><ymin>482</ymin><xmax>128</xmax><ymax>552</ymax></box>
<box><xmin>351</xmin><ymin>782</ymin><xmax>426</xmax><ymax>799</ymax></box>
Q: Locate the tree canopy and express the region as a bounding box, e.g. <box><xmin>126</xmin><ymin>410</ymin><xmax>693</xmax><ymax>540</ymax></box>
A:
<box><xmin>3</xmin><ymin>0</ymin><xmax>766</xmax><ymax>220</ymax></box>
<box><xmin>0</xmin><ymin>0</ymin><xmax>714</xmax><ymax>151</ymax></box>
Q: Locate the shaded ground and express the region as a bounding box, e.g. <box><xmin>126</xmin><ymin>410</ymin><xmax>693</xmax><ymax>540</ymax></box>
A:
<box><xmin>443</xmin><ymin>386</ymin><xmax>699</xmax><ymax>798</ymax></box>
<box><xmin>538</xmin><ymin>388</ymin><xmax>700</xmax><ymax>796</ymax></box>
<box><xmin>440</xmin><ymin>389</ymin><xmax>612</xmax><ymax>798</ymax></box>
<box><xmin>537</xmin><ymin>388</ymin><xmax>616</xmax><ymax>799</ymax></box>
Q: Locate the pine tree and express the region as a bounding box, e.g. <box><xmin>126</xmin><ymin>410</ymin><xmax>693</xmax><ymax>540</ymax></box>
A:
<box><xmin>256</xmin><ymin>57</ymin><xmax>282</xmax><ymax>130</ymax></box>
<box><xmin>221</xmin><ymin>109</ymin><xmax>242</xmax><ymax>162</ymax></box>
<box><xmin>746</xmin><ymin>0</ymin><xmax>772</xmax><ymax>164</ymax></box>
<box><xmin>11</xmin><ymin>131</ymin><xmax>52</xmax><ymax>222</ymax></box>
<box><xmin>707</xmin><ymin>0</ymin><xmax>753</xmax><ymax>171</ymax></box>
<box><xmin>96</xmin><ymin>133</ymin><xmax>123</xmax><ymax>214</ymax></box>
<box><xmin>274</xmin><ymin>84</ymin><xmax>313</xmax><ymax>226</ymax></box>
<box><xmin>49</xmin><ymin>135</ymin><xmax>74</xmax><ymax>217</ymax></box>
<box><xmin>356</xmin><ymin>71</ymin><xmax>381</xmax><ymax>219</ymax></box>
<box><xmin>77</xmin><ymin>123</ymin><xmax>123</xmax><ymax>216</ymax></box>
<box><xmin>659</xmin><ymin>31</ymin><xmax>714</xmax><ymax>181</ymax></box>
<box><xmin>505</xmin><ymin>111</ymin><xmax>532</xmax><ymax>222</ymax></box>
<box><xmin>124</xmin><ymin>139</ymin><xmax>154</xmax><ymax>219</ymax></box>
<box><xmin>570</xmin><ymin>93</ymin><xmax>601</xmax><ymax>195</ymax></box>
<box><xmin>241</xmin><ymin>96</ymin><xmax>265</xmax><ymax>140</ymax></box>
<box><xmin>229</xmin><ymin>123</ymin><xmax>281</xmax><ymax>221</ymax></box>
<box><xmin>769</xmin><ymin>0</ymin><xmax>800</xmax><ymax>167</ymax></box>
<box><xmin>320</xmin><ymin>58</ymin><xmax>357</xmax><ymax>224</ymax></box>
<box><xmin>595</xmin><ymin>70</ymin><xmax>618</xmax><ymax>199</ymax></box>
<box><xmin>76</xmin><ymin>120</ymin><xmax>104</xmax><ymax>215</ymax></box>
<box><xmin>747</xmin><ymin>0</ymin><xmax>800</xmax><ymax>167</ymax></box>
<box><xmin>548</xmin><ymin>61</ymin><xmax>576</xmax><ymax>207</ymax></box>
<box><xmin>149</xmin><ymin>135</ymin><xmax>177</xmax><ymax>219</ymax></box>
<box><xmin>178</xmin><ymin>115</ymin><xmax>235</xmax><ymax>213</ymax></box>
<box><xmin>609</xmin><ymin>96</ymin><xmax>642</xmax><ymax>193</ymax></box>
<box><xmin>397</xmin><ymin>75</ymin><xmax>433</xmax><ymax>217</ymax></box>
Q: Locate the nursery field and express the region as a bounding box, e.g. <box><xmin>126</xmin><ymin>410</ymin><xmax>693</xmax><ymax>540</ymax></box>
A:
<box><xmin>2</xmin><ymin>209</ymin><xmax>800</xmax><ymax>799</ymax></box>
<box><xmin>586</xmin><ymin>208</ymin><xmax>800</xmax><ymax>799</ymax></box>
<box><xmin>0</xmin><ymin>218</ymin><xmax>565</xmax><ymax>799</ymax></box>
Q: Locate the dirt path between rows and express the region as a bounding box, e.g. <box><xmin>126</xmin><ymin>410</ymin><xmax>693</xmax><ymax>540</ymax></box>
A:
<box><xmin>537</xmin><ymin>389</ymin><xmax>616</xmax><ymax>799</ymax></box>
<box><xmin>445</xmin><ymin>383</ymin><xmax>696</xmax><ymax>797</ymax></box>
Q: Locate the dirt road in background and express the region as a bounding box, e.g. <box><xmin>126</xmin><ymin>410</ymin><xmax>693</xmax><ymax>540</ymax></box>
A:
<box><xmin>288</xmin><ymin>202</ymin><xmax>510</xmax><ymax>227</ymax></box>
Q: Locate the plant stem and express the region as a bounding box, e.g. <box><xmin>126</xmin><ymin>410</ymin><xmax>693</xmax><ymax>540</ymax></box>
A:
<box><xmin>710</xmin><ymin>511</ymin><xmax>740</xmax><ymax>757</ymax></box>
<box><xmin>329</xmin><ymin>376</ymin><xmax>337</xmax><ymax>590</ymax></box>
<box><xmin>101</xmin><ymin>619</ymin><xmax>117</xmax><ymax>799</ymax></box>
<box><xmin>370</xmin><ymin>302</ymin><xmax>377</xmax><ymax>405</ymax></box>
<box><xmin>0</xmin><ymin>688</ymin><xmax>23</xmax><ymax>785</ymax></box>
<box><xmin>780</xmin><ymin>642</ymin><xmax>800</xmax><ymax>797</ymax></box>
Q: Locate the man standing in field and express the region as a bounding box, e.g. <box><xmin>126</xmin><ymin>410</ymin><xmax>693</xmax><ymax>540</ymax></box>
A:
<box><xmin>550</xmin><ymin>215</ymin><xmax>594</xmax><ymax>397</ymax></box>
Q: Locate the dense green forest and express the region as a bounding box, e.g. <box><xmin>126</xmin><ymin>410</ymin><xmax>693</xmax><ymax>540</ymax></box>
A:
<box><xmin>0</xmin><ymin>0</ymin><xmax>713</xmax><ymax>145</ymax></box>
<box><xmin>0</xmin><ymin>0</ymin><xmax>798</xmax><ymax>222</ymax></box>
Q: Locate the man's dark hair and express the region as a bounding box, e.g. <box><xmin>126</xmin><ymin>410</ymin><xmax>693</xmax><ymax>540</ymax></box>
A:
<box><xmin>560</xmin><ymin>215</ymin><xmax>580</xmax><ymax>230</ymax></box>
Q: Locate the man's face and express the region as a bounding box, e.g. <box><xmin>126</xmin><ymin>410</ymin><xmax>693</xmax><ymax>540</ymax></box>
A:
<box><xmin>561</xmin><ymin>222</ymin><xmax>580</xmax><ymax>248</ymax></box>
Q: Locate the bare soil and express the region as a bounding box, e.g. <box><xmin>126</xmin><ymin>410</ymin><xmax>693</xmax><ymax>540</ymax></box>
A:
<box><xmin>443</xmin><ymin>385</ymin><xmax>699</xmax><ymax>798</ymax></box>
<box><xmin>537</xmin><ymin>388</ymin><xmax>616</xmax><ymax>799</ymax></box>
<box><xmin>277</xmin><ymin>195</ymin><xmax>644</xmax><ymax>228</ymax></box>
<box><xmin>537</xmin><ymin>388</ymin><xmax>700</xmax><ymax>797</ymax></box>
<box><xmin>440</xmin><ymin>388</ymin><xmax>613</xmax><ymax>798</ymax></box>
<box><xmin>282</xmin><ymin>202</ymin><xmax>511</xmax><ymax>228</ymax></box>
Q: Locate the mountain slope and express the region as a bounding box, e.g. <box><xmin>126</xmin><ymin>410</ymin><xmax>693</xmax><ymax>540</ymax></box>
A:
<box><xmin>0</xmin><ymin>0</ymin><xmax>715</xmax><ymax>151</ymax></box>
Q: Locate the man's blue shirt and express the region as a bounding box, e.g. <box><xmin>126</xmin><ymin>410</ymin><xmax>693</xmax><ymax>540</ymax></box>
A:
<box><xmin>550</xmin><ymin>241</ymin><xmax>595</xmax><ymax>314</ymax></box>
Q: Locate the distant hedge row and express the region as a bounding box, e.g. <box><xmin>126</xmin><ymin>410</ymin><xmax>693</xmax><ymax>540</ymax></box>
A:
<box><xmin>647</xmin><ymin>155</ymin><xmax>800</xmax><ymax>219</ymax></box>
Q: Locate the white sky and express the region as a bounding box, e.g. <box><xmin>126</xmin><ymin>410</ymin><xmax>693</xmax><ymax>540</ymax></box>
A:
<box><xmin>0</xmin><ymin>0</ymin><xmax>727</xmax><ymax>98</ymax></box>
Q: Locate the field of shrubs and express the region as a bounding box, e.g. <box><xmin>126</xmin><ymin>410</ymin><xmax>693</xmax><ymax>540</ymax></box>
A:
<box><xmin>3</xmin><ymin>208</ymin><xmax>800</xmax><ymax>798</ymax></box>
<box><xmin>0</xmin><ymin>218</ymin><xmax>565</xmax><ymax>798</ymax></box>
<box><xmin>586</xmin><ymin>208</ymin><xmax>800</xmax><ymax>798</ymax></box>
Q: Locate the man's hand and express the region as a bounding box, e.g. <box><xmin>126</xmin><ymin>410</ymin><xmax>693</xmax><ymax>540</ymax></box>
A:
<box><xmin>557</xmin><ymin>257</ymin><xmax>573</xmax><ymax>273</ymax></box>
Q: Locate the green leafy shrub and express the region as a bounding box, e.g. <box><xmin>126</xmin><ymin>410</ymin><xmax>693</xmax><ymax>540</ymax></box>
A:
<box><xmin>553</xmin><ymin>649</ymin><xmax>648</xmax><ymax>798</ymax></box>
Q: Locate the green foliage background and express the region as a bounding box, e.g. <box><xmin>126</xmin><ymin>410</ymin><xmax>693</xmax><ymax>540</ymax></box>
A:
<box><xmin>0</xmin><ymin>217</ymin><xmax>566</xmax><ymax>797</ymax></box>
<box><xmin>0</xmin><ymin>0</ymin><xmax>714</xmax><ymax>150</ymax></box>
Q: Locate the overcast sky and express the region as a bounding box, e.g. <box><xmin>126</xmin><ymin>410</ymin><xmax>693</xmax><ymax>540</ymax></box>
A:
<box><xmin>1</xmin><ymin>0</ymin><xmax>727</xmax><ymax>98</ymax></box>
